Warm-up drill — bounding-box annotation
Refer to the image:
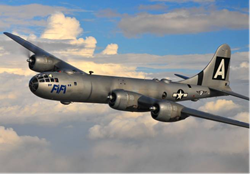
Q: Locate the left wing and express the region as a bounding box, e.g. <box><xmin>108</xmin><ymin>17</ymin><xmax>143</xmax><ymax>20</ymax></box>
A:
<box><xmin>4</xmin><ymin>32</ymin><xmax>86</xmax><ymax>74</ymax></box>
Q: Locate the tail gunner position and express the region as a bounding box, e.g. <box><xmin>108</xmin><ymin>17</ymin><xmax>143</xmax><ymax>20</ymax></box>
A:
<box><xmin>4</xmin><ymin>32</ymin><xmax>249</xmax><ymax>128</ymax></box>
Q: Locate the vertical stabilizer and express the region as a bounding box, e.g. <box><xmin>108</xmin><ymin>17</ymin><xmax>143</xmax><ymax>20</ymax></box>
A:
<box><xmin>180</xmin><ymin>44</ymin><xmax>231</xmax><ymax>90</ymax></box>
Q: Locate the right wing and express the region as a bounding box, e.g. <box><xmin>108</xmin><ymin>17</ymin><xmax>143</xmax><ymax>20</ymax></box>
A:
<box><xmin>4</xmin><ymin>32</ymin><xmax>86</xmax><ymax>74</ymax></box>
<box><xmin>137</xmin><ymin>95</ymin><xmax>249</xmax><ymax>129</ymax></box>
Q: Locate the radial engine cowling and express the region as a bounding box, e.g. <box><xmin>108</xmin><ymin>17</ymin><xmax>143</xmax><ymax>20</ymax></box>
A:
<box><xmin>108</xmin><ymin>90</ymin><xmax>145</xmax><ymax>112</ymax></box>
<box><xmin>151</xmin><ymin>101</ymin><xmax>188</xmax><ymax>122</ymax></box>
<box><xmin>28</xmin><ymin>55</ymin><xmax>55</xmax><ymax>72</ymax></box>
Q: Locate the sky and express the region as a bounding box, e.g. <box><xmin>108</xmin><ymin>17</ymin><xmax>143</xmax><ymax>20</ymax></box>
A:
<box><xmin>0</xmin><ymin>0</ymin><xmax>249</xmax><ymax>172</ymax></box>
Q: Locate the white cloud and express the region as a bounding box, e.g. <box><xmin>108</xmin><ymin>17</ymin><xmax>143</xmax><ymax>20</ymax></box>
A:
<box><xmin>0</xmin><ymin>126</ymin><xmax>48</xmax><ymax>148</ymax></box>
<box><xmin>198</xmin><ymin>99</ymin><xmax>240</xmax><ymax>113</ymax></box>
<box><xmin>118</xmin><ymin>8</ymin><xmax>248</xmax><ymax>36</ymax></box>
<box><xmin>0</xmin><ymin>46</ymin><xmax>9</xmax><ymax>56</ymax></box>
<box><xmin>0</xmin><ymin>4</ymin><xmax>80</xmax><ymax>31</ymax></box>
<box><xmin>66</xmin><ymin>60</ymin><xmax>146</xmax><ymax>78</ymax></box>
<box><xmin>95</xmin><ymin>9</ymin><xmax>121</xmax><ymax>18</ymax></box>
<box><xmin>89</xmin><ymin>112</ymin><xmax>158</xmax><ymax>139</ymax></box>
<box><xmin>138</xmin><ymin>4</ymin><xmax>168</xmax><ymax>11</ymax></box>
<box><xmin>0</xmin><ymin>68</ymin><xmax>34</xmax><ymax>76</ymax></box>
<box><xmin>61</xmin><ymin>36</ymin><xmax>97</xmax><ymax>57</ymax></box>
<box><xmin>240</xmin><ymin>62</ymin><xmax>249</xmax><ymax>68</ymax></box>
<box><xmin>0</xmin><ymin>126</ymin><xmax>77</xmax><ymax>172</ymax></box>
<box><xmin>41</xmin><ymin>12</ymin><xmax>82</xmax><ymax>40</ymax></box>
<box><xmin>234</xmin><ymin>112</ymin><xmax>249</xmax><ymax>123</ymax></box>
<box><xmin>41</xmin><ymin>12</ymin><xmax>99</xmax><ymax>57</ymax></box>
<box><xmin>101</xmin><ymin>43</ymin><xmax>118</xmax><ymax>55</ymax></box>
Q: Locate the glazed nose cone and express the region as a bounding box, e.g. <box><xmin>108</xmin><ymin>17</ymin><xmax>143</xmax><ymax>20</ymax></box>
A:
<box><xmin>29</xmin><ymin>76</ymin><xmax>39</xmax><ymax>92</ymax></box>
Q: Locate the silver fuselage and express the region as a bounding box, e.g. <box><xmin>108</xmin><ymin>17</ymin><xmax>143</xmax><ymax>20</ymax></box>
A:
<box><xmin>29</xmin><ymin>72</ymin><xmax>216</xmax><ymax>105</ymax></box>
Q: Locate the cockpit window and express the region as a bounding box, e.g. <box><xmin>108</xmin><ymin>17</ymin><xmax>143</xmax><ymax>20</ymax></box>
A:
<box><xmin>36</xmin><ymin>74</ymin><xmax>59</xmax><ymax>83</ymax></box>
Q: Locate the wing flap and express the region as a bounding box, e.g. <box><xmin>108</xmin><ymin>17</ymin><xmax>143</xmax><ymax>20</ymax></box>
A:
<box><xmin>182</xmin><ymin>107</ymin><xmax>249</xmax><ymax>129</ymax></box>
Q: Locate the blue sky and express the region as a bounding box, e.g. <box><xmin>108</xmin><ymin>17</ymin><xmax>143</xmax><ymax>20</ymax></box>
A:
<box><xmin>1</xmin><ymin>0</ymin><xmax>249</xmax><ymax>55</ymax></box>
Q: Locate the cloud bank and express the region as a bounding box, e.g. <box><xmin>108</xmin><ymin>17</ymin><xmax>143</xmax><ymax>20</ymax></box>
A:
<box><xmin>118</xmin><ymin>8</ymin><xmax>248</xmax><ymax>36</ymax></box>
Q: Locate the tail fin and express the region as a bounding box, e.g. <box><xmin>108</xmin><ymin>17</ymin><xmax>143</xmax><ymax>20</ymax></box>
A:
<box><xmin>180</xmin><ymin>44</ymin><xmax>231</xmax><ymax>90</ymax></box>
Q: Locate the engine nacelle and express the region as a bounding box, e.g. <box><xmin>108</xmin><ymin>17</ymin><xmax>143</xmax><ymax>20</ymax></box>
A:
<box><xmin>28</xmin><ymin>55</ymin><xmax>55</xmax><ymax>72</ymax></box>
<box><xmin>151</xmin><ymin>101</ymin><xmax>188</xmax><ymax>122</ymax></box>
<box><xmin>108</xmin><ymin>90</ymin><xmax>144</xmax><ymax>112</ymax></box>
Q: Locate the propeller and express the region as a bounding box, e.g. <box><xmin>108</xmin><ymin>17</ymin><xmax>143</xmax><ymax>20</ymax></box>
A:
<box><xmin>19</xmin><ymin>44</ymin><xmax>32</xmax><ymax>62</ymax></box>
<box><xmin>20</xmin><ymin>47</ymin><xmax>36</xmax><ymax>67</ymax></box>
<box><xmin>18</xmin><ymin>37</ymin><xmax>43</xmax><ymax>63</ymax></box>
<box><xmin>24</xmin><ymin>50</ymin><xmax>33</xmax><ymax>63</ymax></box>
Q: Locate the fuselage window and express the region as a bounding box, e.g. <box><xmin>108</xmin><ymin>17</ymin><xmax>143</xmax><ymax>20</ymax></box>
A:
<box><xmin>162</xmin><ymin>92</ymin><xmax>167</xmax><ymax>99</ymax></box>
<box><xmin>74</xmin><ymin>82</ymin><xmax>77</xmax><ymax>86</ymax></box>
<box><xmin>54</xmin><ymin>78</ymin><xmax>59</xmax><ymax>82</ymax></box>
<box><xmin>51</xmin><ymin>78</ymin><xmax>54</xmax><ymax>82</ymax></box>
<box><xmin>44</xmin><ymin>75</ymin><xmax>48</xmax><ymax>78</ymax></box>
<box><xmin>45</xmin><ymin>79</ymin><xmax>50</xmax><ymax>82</ymax></box>
<box><xmin>39</xmin><ymin>79</ymin><xmax>45</xmax><ymax>82</ymax></box>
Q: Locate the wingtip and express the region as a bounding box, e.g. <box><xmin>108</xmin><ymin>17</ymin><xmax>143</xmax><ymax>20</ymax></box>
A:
<box><xmin>3</xmin><ymin>32</ymin><xmax>10</xmax><ymax>36</ymax></box>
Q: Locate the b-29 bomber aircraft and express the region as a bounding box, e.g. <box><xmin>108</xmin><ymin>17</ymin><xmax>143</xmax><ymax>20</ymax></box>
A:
<box><xmin>4</xmin><ymin>32</ymin><xmax>249</xmax><ymax>128</ymax></box>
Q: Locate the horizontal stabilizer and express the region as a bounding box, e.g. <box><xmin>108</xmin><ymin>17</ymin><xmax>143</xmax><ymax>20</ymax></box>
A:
<box><xmin>174</xmin><ymin>74</ymin><xmax>189</xmax><ymax>80</ymax></box>
<box><xmin>210</xmin><ymin>87</ymin><xmax>249</xmax><ymax>100</ymax></box>
<box><xmin>182</xmin><ymin>107</ymin><xmax>249</xmax><ymax>129</ymax></box>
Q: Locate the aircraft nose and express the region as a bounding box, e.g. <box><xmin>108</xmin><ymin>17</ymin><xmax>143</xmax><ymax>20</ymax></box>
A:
<box><xmin>29</xmin><ymin>76</ymin><xmax>39</xmax><ymax>92</ymax></box>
